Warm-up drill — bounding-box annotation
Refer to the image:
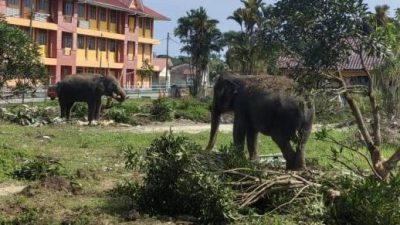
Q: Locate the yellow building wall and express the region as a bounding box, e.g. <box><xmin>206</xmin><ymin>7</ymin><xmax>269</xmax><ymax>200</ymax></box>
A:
<box><xmin>128</xmin><ymin>43</ymin><xmax>134</xmax><ymax>60</ymax></box>
<box><xmin>89</xmin><ymin>19</ymin><xmax>97</xmax><ymax>30</ymax></box>
<box><xmin>145</xmin><ymin>28</ymin><xmax>152</xmax><ymax>38</ymax></box>
<box><xmin>109</xmin><ymin>23</ymin><xmax>117</xmax><ymax>33</ymax></box>
<box><xmin>87</xmin><ymin>50</ymin><xmax>97</xmax><ymax>60</ymax></box>
<box><xmin>77</xmin><ymin>49</ymin><xmax>86</xmax><ymax>60</ymax></box>
<box><xmin>38</xmin><ymin>45</ymin><xmax>48</xmax><ymax>58</ymax></box>
<box><xmin>137</xmin><ymin>44</ymin><xmax>144</xmax><ymax>68</ymax></box>
<box><xmin>99</xmin><ymin>21</ymin><xmax>107</xmax><ymax>31</ymax></box>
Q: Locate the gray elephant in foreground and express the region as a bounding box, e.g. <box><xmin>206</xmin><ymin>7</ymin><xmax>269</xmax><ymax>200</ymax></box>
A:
<box><xmin>56</xmin><ymin>73</ymin><xmax>126</xmax><ymax>124</ymax></box>
<box><xmin>206</xmin><ymin>75</ymin><xmax>314</xmax><ymax>170</ymax></box>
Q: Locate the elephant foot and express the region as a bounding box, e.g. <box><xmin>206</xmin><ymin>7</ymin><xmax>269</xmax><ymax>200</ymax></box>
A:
<box><xmin>88</xmin><ymin>120</ymin><xmax>99</xmax><ymax>126</ymax></box>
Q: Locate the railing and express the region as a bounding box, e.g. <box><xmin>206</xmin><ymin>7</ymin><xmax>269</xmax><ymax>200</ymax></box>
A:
<box><xmin>0</xmin><ymin>84</ymin><xmax>196</xmax><ymax>105</ymax></box>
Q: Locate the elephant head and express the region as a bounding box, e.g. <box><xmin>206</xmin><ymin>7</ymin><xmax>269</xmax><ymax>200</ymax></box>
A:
<box><xmin>206</xmin><ymin>75</ymin><xmax>238</xmax><ymax>151</ymax></box>
<box><xmin>100</xmin><ymin>75</ymin><xmax>126</xmax><ymax>102</ymax></box>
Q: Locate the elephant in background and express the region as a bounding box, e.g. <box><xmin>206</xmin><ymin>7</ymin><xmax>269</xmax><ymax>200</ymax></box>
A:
<box><xmin>206</xmin><ymin>75</ymin><xmax>314</xmax><ymax>170</ymax></box>
<box><xmin>56</xmin><ymin>73</ymin><xmax>126</xmax><ymax>124</ymax></box>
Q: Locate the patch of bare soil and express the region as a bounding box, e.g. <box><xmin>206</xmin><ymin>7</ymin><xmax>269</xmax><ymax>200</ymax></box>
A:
<box><xmin>116</xmin><ymin>120</ymin><xmax>233</xmax><ymax>134</ymax></box>
<box><xmin>0</xmin><ymin>185</ymin><xmax>27</xmax><ymax>196</ymax></box>
<box><xmin>21</xmin><ymin>176</ymin><xmax>82</xmax><ymax>196</ymax></box>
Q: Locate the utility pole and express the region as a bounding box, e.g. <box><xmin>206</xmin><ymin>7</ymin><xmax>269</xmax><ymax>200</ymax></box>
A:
<box><xmin>165</xmin><ymin>32</ymin><xmax>170</xmax><ymax>91</ymax></box>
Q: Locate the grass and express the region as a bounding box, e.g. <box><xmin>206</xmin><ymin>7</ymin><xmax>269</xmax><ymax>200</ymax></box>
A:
<box><xmin>0</xmin><ymin>110</ymin><xmax>397</xmax><ymax>224</ymax></box>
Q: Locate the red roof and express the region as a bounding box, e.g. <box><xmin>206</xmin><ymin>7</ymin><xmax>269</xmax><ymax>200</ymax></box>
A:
<box><xmin>79</xmin><ymin>0</ymin><xmax>169</xmax><ymax>20</ymax></box>
<box><xmin>143</xmin><ymin>6</ymin><xmax>170</xmax><ymax>21</ymax></box>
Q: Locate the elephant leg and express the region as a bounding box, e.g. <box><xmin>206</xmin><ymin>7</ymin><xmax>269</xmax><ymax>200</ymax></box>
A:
<box><xmin>59</xmin><ymin>100</ymin><xmax>66</xmax><ymax>118</ymax></box>
<box><xmin>94</xmin><ymin>97</ymin><xmax>102</xmax><ymax>120</ymax></box>
<box><xmin>65</xmin><ymin>102</ymin><xmax>74</xmax><ymax>120</ymax></box>
<box><xmin>87</xmin><ymin>101</ymin><xmax>96</xmax><ymax>124</ymax></box>
<box><xmin>233</xmin><ymin>115</ymin><xmax>246</xmax><ymax>154</ymax></box>
<box><xmin>246</xmin><ymin>128</ymin><xmax>259</xmax><ymax>161</ymax></box>
<box><xmin>272</xmin><ymin>136</ymin><xmax>296</xmax><ymax>170</ymax></box>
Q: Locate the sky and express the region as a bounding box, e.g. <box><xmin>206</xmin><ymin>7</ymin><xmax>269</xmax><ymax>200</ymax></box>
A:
<box><xmin>144</xmin><ymin>0</ymin><xmax>400</xmax><ymax>57</ymax></box>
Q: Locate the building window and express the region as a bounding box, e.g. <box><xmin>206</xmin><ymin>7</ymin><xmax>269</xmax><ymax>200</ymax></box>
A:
<box><xmin>109</xmin><ymin>40</ymin><xmax>116</xmax><ymax>52</ymax></box>
<box><xmin>37</xmin><ymin>30</ymin><xmax>47</xmax><ymax>45</ymax></box>
<box><xmin>87</xmin><ymin>37</ymin><xmax>96</xmax><ymax>50</ymax></box>
<box><xmin>98</xmin><ymin>38</ymin><xmax>106</xmax><ymax>51</ymax></box>
<box><xmin>138</xmin><ymin>17</ymin><xmax>144</xmax><ymax>28</ymax></box>
<box><xmin>7</xmin><ymin>0</ymin><xmax>19</xmax><ymax>8</ymax></box>
<box><xmin>90</xmin><ymin>6</ymin><xmax>96</xmax><ymax>19</ymax></box>
<box><xmin>77</xmin><ymin>67</ymin><xmax>84</xmax><ymax>73</ymax></box>
<box><xmin>78</xmin><ymin>35</ymin><xmax>85</xmax><ymax>49</ymax></box>
<box><xmin>78</xmin><ymin>4</ymin><xmax>86</xmax><ymax>19</ymax></box>
<box><xmin>64</xmin><ymin>0</ymin><xmax>73</xmax><ymax>16</ymax></box>
<box><xmin>145</xmin><ymin>18</ymin><xmax>152</xmax><ymax>29</ymax></box>
<box><xmin>24</xmin><ymin>0</ymin><xmax>32</xmax><ymax>8</ymax></box>
<box><xmin>62</xmin><ymin>32</ymin><xmax>72</xmax><ymax>48</ymax></box>
<box><xmin>38</xmin><ymin>0</ymin><xmax>49</xmax><ymax>12</ymax></box>
<box><xmin>109</xmin><ymin>10</ymin><xmax>117</xmax><ymax>23</ymax></box>
<box><xmin>99</xmin><ymin>8</ymin><xmax>106</xmax><ymax>21</ymax></box>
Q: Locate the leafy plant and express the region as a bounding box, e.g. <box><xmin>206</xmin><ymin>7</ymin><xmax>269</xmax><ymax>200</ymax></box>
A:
<box><xmin>150</xmin><ymin>98</ymin><xmax>175</xmax><ymax>121</ymax></box>
<box><xmin>325</xmin><ymin>174</ymin><xmax>400</xmax><ymax>225</ymax></box>
<box><xmin>124</xmin><ymin>132</ymin><xmax>237</xmax><ymax>224</ymax></box>
<box><xmin>71</xmin><ymin>103</ymin><xmax>88</xmax><ymax>119</ymax></box>
<box><xmin>13</xmin><ymin>156</ymin><xmax>65</xmax><ymax>181</ymax></box>
<box><xmin>104</xmin><ymin>108</ymin><xmax>132</xmax><ymax>124</ymax></box>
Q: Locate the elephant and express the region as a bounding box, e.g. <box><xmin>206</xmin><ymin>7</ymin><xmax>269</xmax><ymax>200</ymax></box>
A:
<box><xmin>206</xmin><ymin>75</ymin><xmax>314</xmax><ymax>170</ymax></box>
<box><xmin>56</xmin><ymin>73</ymin><xmax>126</xmax><ymax>124</ymax></box>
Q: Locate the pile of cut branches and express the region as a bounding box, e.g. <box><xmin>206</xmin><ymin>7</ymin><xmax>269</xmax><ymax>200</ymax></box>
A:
<box><xmin>122</xmin><ymin>133</ymin><xmax>326</xmax><ymax>223</ymax></box>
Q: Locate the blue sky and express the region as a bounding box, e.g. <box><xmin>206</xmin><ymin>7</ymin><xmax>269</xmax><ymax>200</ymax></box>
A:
<box><xmin>144</xmin><ymin>0</ymin><xmax>400</xmax><ymax>57</ymax></box>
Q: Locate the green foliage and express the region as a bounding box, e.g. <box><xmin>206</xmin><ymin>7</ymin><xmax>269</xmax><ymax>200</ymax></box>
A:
<box><xmin>325</xmin><ymin>175</ymin><xmax>400</xmax><ymax>225</ymax></box>
<box><xmin>109</xmin><ymin>179</ymin><xmax>140</xmax><ymax>208</ymax></box>
<box><xmin>12</xmin><ymin>156</ymin><xmax>65</xmax><ymax>181</ymax></box>
<box><xmin>104</xmin><ymin>107</ymin><xmax>132</xmax><ymax>124</ymax></box>
<box><xmin>0</xmin><ymin>17</ymin><xmax>48</xmax><ymax>89</ymax></box>
<box><xmin>175</xmin><ymin>97</ymin><xmax>211</xmax><ymax>122</ymax></box>
<box><xmin>0</xmin><ymin>143</ymin><xmax>30</xmax><ymax>178</ymax></box>
<box><xmin>175</xmin><ymin>7</ymin><xmax>223</xmax><ymax>97</ymax></box>
<box><xmin>125</xmin><ymin>133</ymin><xmax>237</xmax><ymax>224</ymax></box>
<box><xmin>150</xmin><ymin>98</ymin><xmax>175</xmax><ymax>121</ymax></box>
<box><xmin>374</xmin><ymin>60</ymin><xmax>400</xmax><ymax>118</ymax></box>
<box><xmin>71</xmin><ymin>103</ymin><xmax>88</xmax><ymax>119</ymax></box>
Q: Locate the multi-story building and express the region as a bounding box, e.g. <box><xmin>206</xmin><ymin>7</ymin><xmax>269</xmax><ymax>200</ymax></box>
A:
<box><xmin>0</xmin><ymin>0</ymin><xmax>169</xmax><ymax>88</ymax></box>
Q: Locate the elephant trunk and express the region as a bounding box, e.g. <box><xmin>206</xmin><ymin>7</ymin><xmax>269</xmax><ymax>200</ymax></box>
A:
<box><xmin>206</xmin><ymin>106</ymin><xmax>221</xmax><ymax>151</ymax></box>
<box><xmin>113</xmin><ymin>86</ymin><xmax>126</xmax><ymax>102</ymax></box>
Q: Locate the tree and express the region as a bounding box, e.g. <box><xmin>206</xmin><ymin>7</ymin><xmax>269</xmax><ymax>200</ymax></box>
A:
<box><xmin>0</xmin><ymin>17</ymin><xmax>47</xmax><ymax>92</ymax></box>
<box><xmin>225</xmin><ymin>0</ymin><xmax>280</xmax><ymax>75</ymax></box>
<box><xmin>175</xmin><ymin>7</ymin><xmax>223</xmax><ymax>97</ymax></box>
<box><xmin>137</xmin><ymin>59</ymin><xmax>154</xmax><ymax>88</ymax></box>
<box><xmin>270</xmin><ymin>0</ymin><xmax>399</xmax><ymax>180</ymax></box>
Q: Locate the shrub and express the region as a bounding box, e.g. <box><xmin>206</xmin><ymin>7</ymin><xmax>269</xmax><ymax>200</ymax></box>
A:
<box><xmin>150</xmin><ymin>98</ymin><xmax>175</xmax><ymax>121</ymax></box>
<box><xmin>175</xmin><ymin>97</ymin><xmax>211</xmax><ymax>122</ymax></box>
<box><xmin>71</xmin><ymin>103</ymin><xmax>88</xmax><ymax>119</ymax></box>
<box><xmin>325</xmin><ymin>175</ymin><xmax>400</xmax><ymax>225</ymax></box>
<box><xmin>13</xmin><ymin>156</ymin><xmax>65</xmax><ymax>180</ymax></box>
<box><xmin>123</xmin><ymin>133</ymin><xmax>237</xmax><ymax>224</ymax></box>
<box><xmin>104</xmin><ymin>107</ymin><xmax>132</xmax><ymax>124</ymax></box>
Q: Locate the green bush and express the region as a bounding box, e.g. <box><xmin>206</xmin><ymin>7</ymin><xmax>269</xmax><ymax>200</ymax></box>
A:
<box><xmin>71</xmin><ymin>103</ymin><xmax>88</xmax><ymax>119</ymax></box>
<box><xmin>104</xmin><ymin>107</ymin><xmax>132</xmax><ymax>124</ymax></box>
<box><xmin>150</xmin><ymin>98</ymin><xmax>175</xmax><ymax>121</ymax></box>
<box><xmin>124</xmin><ymin>133</ymin><xmax>237</xmax><ymax>224</ymax></box>
<box><xmin>325</xmin><ymin>175</ymin><xmax>400</xmax><ymax>225</ymax></box>
<box><xmin>13</xmin><ymin>156</ymin><xmax>65</xmax><ymax>181</ymax></box>
<box><xmin>175</xmin><ymin>97</ymin><xmax>211</xmax><ymax>122</ymax></box>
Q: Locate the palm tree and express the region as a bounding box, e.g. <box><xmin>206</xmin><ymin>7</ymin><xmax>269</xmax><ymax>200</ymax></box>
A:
<box><xmin>375</xmin><ymin>5</ymin><xmax>390</xmax><ymax>27</ymax></box>
<box><xmin>175</xmin><ymin>7</ymin><xmax>222</xmax><ymax>97</ymax></box>
<box><xmin>226</xmin><ymin>0</ymin><xmax>268</xmax><ymax>75</ymax></box>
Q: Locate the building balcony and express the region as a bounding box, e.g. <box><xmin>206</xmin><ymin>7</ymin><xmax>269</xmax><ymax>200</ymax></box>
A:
<box><xmin>33</xmin><ymin>12</ymin><xmax>50</xmax><ymax>22</ymax></box>
<box><xmin>6</xmin><ymin>15</ymin><xmax>58</xmax><ymax>31</ymax></box>
<box><xmin>78</xmin><ymin>20</ymin><xmax>90</xmax><ymax>29</ymax></box>
<box><xmin>5</xmin><ymin>7</ymin><xmax>20</xmax><ymax>17</ymax></box>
